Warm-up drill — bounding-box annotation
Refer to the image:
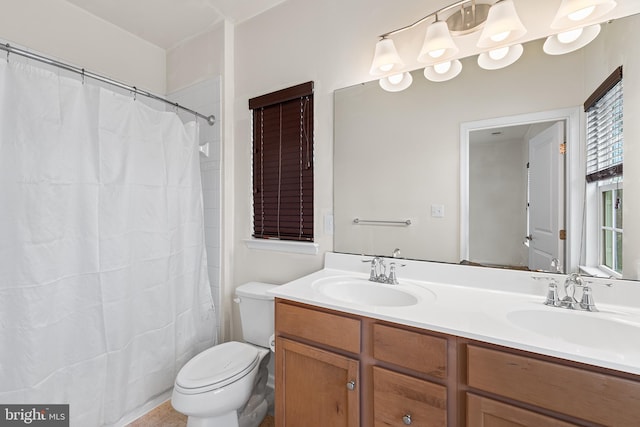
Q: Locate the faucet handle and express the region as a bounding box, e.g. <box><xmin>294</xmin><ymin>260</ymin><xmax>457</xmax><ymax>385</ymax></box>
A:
<box><xmin>532</xmin><ymin>276</ymin><xmax>560</xmax><ymax>307</ymax></box>
<box><xmin>386</xmin><ymin>262</ymin><xmax>407</xmax><ymax>285</ymax></box>
<box><xmin>387</xmin><ymin>262</ymin><xmax>399</xmax><ymax>284</ymax></box>
<box><xmin>545</xmin><ymin>282</ymin><xmax>560</xmax><ymax>307</ymax></box>
<box><xmin>579</xmin><ymin>286</ymin><xmax>598</xmax><ymax>312</ymax></box>
<box><xmin>363</xmin><ymin>257</ymin><xmax>379</xmax><ymax>281</ymax></box>
<box><xmin>576</xmin><ymin>280</ymin><xmax>612</xmax><ymax>312</ymax></box>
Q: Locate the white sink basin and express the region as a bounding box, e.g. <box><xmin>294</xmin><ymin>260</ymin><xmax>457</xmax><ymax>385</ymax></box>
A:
<box><xmin>507</xmin><ymin>308</ymin><xmax>640</xmax><ymax>353</ymax></box>
<box><xmin>312</xmin><ymin>276</ymin><xmax>434</xmax><ymax>307</ymax></box>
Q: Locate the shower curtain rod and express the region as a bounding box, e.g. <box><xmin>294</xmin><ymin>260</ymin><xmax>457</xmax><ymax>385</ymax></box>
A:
<box><xmin>1</xmin><ymin>43</ymin><xmax>216</xmax><ymax>126</ymax></box>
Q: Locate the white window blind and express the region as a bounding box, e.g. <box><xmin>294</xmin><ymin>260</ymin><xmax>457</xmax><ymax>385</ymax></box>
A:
<box><xmin>585</xmin><ymin>67</ymin><xmax>623</xmax><ymax>183</ymax></box>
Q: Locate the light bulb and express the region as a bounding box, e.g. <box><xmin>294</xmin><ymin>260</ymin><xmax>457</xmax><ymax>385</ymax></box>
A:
<box><xmin>387</xmin><ymin>73</ymin><xmax>404</xmax><ymax>85</ymax></box>
<box><xmin>433</xmin><ymin>61</ymin><xmax>452</xmax><ymax>74</ymax></box>
<box><xmin>568</xmin><ymin>5</ymin><xmax>596</xmax><ymax>21</ymax></box>
<box><xmin>491</xmin><ymin>30</ymin><xmax>511</xmax><ymax>42</ymax></box>
<box><xmin>429</xmin><ymin>48</ymin><xmax>446</xmax><ymax>59</ymax></box>
<box><xmin>380</xmin><ymin>63</ymin><xmax>394</xmax><ymax>72</ymax></box>
<box><xmin>557</xmin><ymin>28</ymin><xmax>584</xmax><ymax>44</ymax></box>
<box><xmin>488</xmin><ymin>46</ymin><xmax>510</xmax><ymax>60</ymax></box>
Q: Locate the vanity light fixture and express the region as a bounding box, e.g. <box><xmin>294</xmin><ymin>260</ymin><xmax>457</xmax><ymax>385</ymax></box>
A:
<box><xmin>369</xmin><ymin>37</ymin><xmax>404</xmax><ymax>76</ymax></box>
<box><xmin>543</xmin><ymin>24</ymin><xmax>602</xmax><ymax>55</ymax></box>
<box><xmin>543</xmin><ymin>0</ymin><xmax>615</xmax><ymax>56</ymax></box>
<box><xmin>550</xmin><ymin>0</ymin><xmax>617</xmax><ymax>29</ymax></box>
<box><xmin>370</xmin><ymin>0</ymin><xmax>526</xmax><ymax>91</ymax></box>
<box><xmin>369</xmin><ymin>0</ymin><xmax>616</xmax><ymax>91</ymax></box>
<box><xmin>477</xmin><ymin>0</ymin><xmax>527</xmax><ymax>49</ymax></box>
<box><xmin>477</xmin><ymin>43</ymin><xmax>524</xmax><ymax>69</ymax></box>
<box><xmin>369</xmin><ymin>0</ymin><xmax>492</xmax><ymax>91</ymax></box>
<box><xmin>378</xmin><ymin>71</ymin><xmax>414</xmax><ymax>91</ymax></box>
<box><xmin>424</xmin><ymin>59</ymin><xmax>463</xmax><ymax>82</ymax></box>
<box><xmin>418</xmin><ymin>19</ymin><xmax>460</xmax><ymax>64</ymax></box>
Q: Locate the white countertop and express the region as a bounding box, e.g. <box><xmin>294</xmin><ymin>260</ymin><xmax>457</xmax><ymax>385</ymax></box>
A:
<box><xmin>270</xmin><ymin>252</ymin><xmax>640</xmax><ymax>376</ymax></box>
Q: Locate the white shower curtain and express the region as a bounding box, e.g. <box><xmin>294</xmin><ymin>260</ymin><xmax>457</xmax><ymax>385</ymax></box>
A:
<box><xmin>0</xmin><ymin>61</ymin><xmax>216</xmax><ymax>426</ymax></box>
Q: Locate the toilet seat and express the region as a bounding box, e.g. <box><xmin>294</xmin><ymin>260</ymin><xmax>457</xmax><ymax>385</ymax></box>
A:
<box><xmin>175</xmin><ymin>342</ymin><xmax>260</xmax><ymax>395</ymax></box>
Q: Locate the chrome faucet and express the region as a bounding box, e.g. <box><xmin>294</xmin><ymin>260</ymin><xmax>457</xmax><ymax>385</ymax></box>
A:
<box><xmin>365</xmin><ymin>256</ymin><xmax>402</xmax><ymax>284</ymax></box>
<box><xmin>536</xmin><ymin>272</ymin><xmax>611</xmax><ymax>312</ymax></box>
<box><xmin>560</xmin><ymin>272</ymin><xmax>584</xmax><ymax>309</ymax></box>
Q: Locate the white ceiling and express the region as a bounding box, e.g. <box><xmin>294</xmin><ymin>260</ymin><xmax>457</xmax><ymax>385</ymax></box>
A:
<box><xmin>64</xmin><ymin>0</ymin><xmax>289</xmax><ymax>49</ymax></box>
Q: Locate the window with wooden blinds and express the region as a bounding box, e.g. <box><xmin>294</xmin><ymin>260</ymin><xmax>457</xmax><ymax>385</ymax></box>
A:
<box><xmin>249</xmin><ymin>82</ymin><xmax>314</xmax><ymax>242</ymax></box>
<box><xmin>585</xmin><ymin>66</ymin><xmax>623</xmax><ymax>183</ymax></box>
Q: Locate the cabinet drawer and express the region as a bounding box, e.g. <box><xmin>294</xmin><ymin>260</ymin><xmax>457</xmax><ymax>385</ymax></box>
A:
<box><xmin>373</xmin><ymin>366</ymin><xmax>446</xmax><ymax>427</ymax></box>
<box><xmin>276</xmin><ymin>301</ymin><xmax>361</xmax><ymax>353</ymax></box>
<box><xmin>467</xmin><ymin>345</ymin><xmax>640</xmax><ymax>426</ymax></box>
<box><xmin>467</xmin><ymin>394</ymin><xmax>577</xmax><ymax>427</ymax></box>
<box><xmin>373</xmin><ymin>323</ymin><xmax>446</xmax><ymax>378</ymax></box>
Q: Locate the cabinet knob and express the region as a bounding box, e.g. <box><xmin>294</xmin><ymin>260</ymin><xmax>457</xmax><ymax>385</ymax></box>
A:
<box><xmin>346</xmin><ymin>380</ymin><xmax>356</xmax><ymax>390</ymax></box>
<box><xmin>402</xmin><ymin>414</ymin><xmax>412</xmax><ymax>425</ymax></box>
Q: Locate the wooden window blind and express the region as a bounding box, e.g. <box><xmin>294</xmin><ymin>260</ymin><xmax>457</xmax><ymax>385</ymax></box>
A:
<box><xmin>585</xmin><ymin>66</ymin><xmax>623</xmax><ymax>183</ymax></box>
<box><xmin>249</xmin><ymin>82</ymin><xmax>314</xmax><ymax>242</ymax></box>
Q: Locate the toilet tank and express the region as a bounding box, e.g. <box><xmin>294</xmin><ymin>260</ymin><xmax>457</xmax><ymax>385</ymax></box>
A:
<box><xmin>235</xmin><ymin>282</ymin><xmax>277</xmax><ymax>348</ymax></box>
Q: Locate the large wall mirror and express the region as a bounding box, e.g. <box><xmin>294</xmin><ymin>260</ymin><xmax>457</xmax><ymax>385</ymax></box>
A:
<box><xmin>334</xmin><ymin>12</ymin><xmax>640</xmax><ymax>280</ymax></box>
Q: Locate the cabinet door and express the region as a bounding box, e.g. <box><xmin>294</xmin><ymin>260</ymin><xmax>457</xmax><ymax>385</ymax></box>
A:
<box><xmin>275</xmin><ymin>337</ymin><xmax>359</xmax><ymax>427</ymax></box>
<box><xmin>467</xmin><ymin>394</ymin><xmax>577</xmax><ymax>427</ymax></box>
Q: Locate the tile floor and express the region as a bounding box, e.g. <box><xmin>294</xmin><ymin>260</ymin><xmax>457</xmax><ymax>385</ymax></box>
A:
<box><xmin>126</xmin><ymin>401</ymin><xmax>275</xmax><ymax>427</ymax></box>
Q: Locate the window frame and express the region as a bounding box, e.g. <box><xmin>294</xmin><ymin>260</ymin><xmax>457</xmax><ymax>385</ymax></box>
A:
<box><xmin>248</xmin><ymin>82</ymin><xmax>315</xmax><ymax>244</ymax></box>
<box><xmin>597</xmin><ymin>182</ymin><xmax>623</xmax><ymax>277</ymax></box>
<box><xmin>582</xmin><ymin>67</ymin><xmax>623</xmax><ymax>277</ymax></box>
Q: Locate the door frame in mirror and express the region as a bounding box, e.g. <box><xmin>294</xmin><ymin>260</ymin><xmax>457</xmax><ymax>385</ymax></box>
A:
<box><xmin>460</xmin><ymin>107</ymin><xmax>582</xmax><ymax>273</ymax></box>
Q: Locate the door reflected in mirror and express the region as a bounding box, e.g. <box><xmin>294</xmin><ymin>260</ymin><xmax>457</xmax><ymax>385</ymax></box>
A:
<box><xmin>464</xmin><ymin>117</ymin><xmax>570</xmax><ymax>274</ymax></box>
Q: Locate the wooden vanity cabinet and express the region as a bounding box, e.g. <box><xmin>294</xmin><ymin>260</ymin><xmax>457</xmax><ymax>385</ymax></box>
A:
<box><xmin>275</xmin><ymin>299</ymin><xmax>452</xmax><ymax>427</ymax></box>
<box><xmin>274</xmin><ymin>299</ymin><xmax>640</xmax><ymax>427</ymax></box>
<box><xmin>275</xmin><ymin>300</ymin><xmax>361</xmax><ymax>427</ymax></box>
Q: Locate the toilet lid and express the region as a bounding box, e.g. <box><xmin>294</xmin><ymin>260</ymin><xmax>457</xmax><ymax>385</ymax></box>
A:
<box><xmin>176</xmin><ymin>341</ymin><xmax>259</xmax><ymax>392</ymax></box>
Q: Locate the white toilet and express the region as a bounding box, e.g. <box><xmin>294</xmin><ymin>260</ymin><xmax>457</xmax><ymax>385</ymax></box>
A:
<box><xmin>172</xmin><ymin>282</ymin><xmax>277</xmax><ymax>427</ymax></box>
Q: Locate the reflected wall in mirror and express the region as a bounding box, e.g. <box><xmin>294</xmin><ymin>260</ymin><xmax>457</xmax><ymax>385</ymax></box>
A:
<box><xmin>334</xmin><ymin>13</ymin><xmax>640</xmax><ymax>280</ymax></box>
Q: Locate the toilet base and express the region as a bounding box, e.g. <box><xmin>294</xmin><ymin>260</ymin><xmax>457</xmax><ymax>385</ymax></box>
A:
<box><xmin>239</xmin><ymin>397</ymin><xmax>268</xmax><ymax>427</ymax></box>
<box><xmin>183</xmin><ymin>398</ymin><xmax>267</xmax><ymax>427</ymax></box>
<box><xmin>186</xmin><ymin>411</ymin><xmax>238</xmax><ymax>427</ymax></box>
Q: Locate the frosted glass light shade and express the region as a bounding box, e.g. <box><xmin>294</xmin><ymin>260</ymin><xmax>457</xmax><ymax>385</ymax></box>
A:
<box><xmin>543</xmin><ymin>24</ymin><xmax>601</xmax><ymax>55</ymax></box>
<box><xmin>379</xmin><ymin>72</ymin><xmax>413</xmax><ymax>92</ymax></box>
<box><xmin>551</xmin><ymin>0</ymin><xmax>616</xmax><ymax>29</ymax></box>
<box><xmin>478</xmin><ymin>43</ymin><xmax>524</xmax><ymax>70</ymax></box>
<box><xmin>370</xmin><ymin>38</ymin><xmax>404</xmax><ymax>76</ymax></box>
<box><xmin>424</xmin><ymin>59</ymin><xmax>462</xmax><ymax>82</ymax></box>
<box><xmin>417</xmin><ymin>21</ymin><xmax>459</xmax><ymax>64</ymax></box>
<box><xmin>477</xmin><ymin>0</ymin><xmax>527</xmax><ymax>49</ymax></box>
